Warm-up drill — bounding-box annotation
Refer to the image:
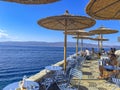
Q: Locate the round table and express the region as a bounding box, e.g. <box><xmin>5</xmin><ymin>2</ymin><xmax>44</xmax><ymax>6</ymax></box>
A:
<box><xmin>45</xmin><ymin>66</ymin><xmax>62</xmax><ymax>71</ymax></box>
<box><xmin>3</xmin><ymin>80</ymin><xmax>39</xmax><ymax>90</ymax></box>
<box><xmin>45</xmin><ymin>66</ymin><xmax>63</xmax><ymax>76</ymax></box>
<box><xmin>100</xmin><ymin>56</ymin><xmax>109</xmax><ymax>60</ymax></box>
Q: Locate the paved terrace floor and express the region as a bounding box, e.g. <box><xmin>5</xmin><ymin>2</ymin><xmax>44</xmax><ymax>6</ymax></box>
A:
<box><xmin>76</xmin><ymin>60</ymin><xmax>120</xmax><ymax>90</ymax></box>
<box><xmin>38</xmin><ymin>59</ymin><xmax>120</xmax><ymax>90</ymax></box>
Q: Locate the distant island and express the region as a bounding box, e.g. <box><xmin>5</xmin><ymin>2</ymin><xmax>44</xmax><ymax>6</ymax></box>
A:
<box><xmin>0</xmin><ymin>41</ymin><xmax>120</xmax><ymax>48</ymax></box>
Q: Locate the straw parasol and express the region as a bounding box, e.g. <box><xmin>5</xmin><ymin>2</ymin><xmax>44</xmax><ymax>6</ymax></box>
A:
<box><xmin>91</xmin><ymin>36</ymin><xmax>109</xmax><ymax>41</ymax></box>
<box><xmin>65</xmin><ymin>30</ymin><xmax>93</xmax><ymax>55</ymax></box>
<box><xmin>89</xmin><ymin>26</ymin><xmax>118</xmax><ymax>52</ymax></box>
<box><xmin>73</xmin><ymin>36</ymin><xmax>92</xmax><ymax>39</ymax></box>
<box><xmin>86</xmin><ymin>0</ymin><xmax>120</xmax><ymax>19</ymax></box>
<box><xmin>89</xmin><ymin>26</ymin><xmax>118</xmax><ymax>34</ymax></box>
<box><xmin>37</xmin><ymin>10</ymin><xmax>96</xmax><ymax>71</ymax></box>
<box><xmin>90</xmin><ymin>36</ymin><xmax>109</xmax><ymax>52</ymax></box>
<box><xmin>3</xmin><ymin>0</ymin><xmax>59</xmax><ymax>4</ymax></box>
<box><xmin>65</xmin><ymin>30</ymin><xmax>93</xmax><ymax>35</ymax></box>
<box><xmin>73</xmin><ymin>35</ymin><xmax>92</xmax><ymax>54</ymax></box>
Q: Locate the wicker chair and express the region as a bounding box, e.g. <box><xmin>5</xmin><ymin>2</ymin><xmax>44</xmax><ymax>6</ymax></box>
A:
<box><xmin>112</xmin><ymin>78</ymin><xmax>120</xmax><ymax>90</ymax></box>
<box><xmin>58</xmin><ymin>68</ymin><xmax>82</xmax><ymax>90</ymax></box>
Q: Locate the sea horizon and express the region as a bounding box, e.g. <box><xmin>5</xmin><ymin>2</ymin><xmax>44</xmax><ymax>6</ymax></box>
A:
<box><xmin>0</xmin><ymin>41</ymin><xmax>120</xmax><ymax>48</ymax></box>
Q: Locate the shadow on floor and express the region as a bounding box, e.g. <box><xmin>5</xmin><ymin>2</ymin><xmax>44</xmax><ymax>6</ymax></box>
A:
<box><xmin>98</xmin><ymin>87</ymin><xmax>107</xmax><ymax>90</ymax></box>
<box><xmin>82</xmin><ymin>65</ymin><xmax>90</xmax><ymax>68</ymax></box>
<box><xmin>83</xmin><ymin>71</ymin><xmax>92</xmax><ymax>75</ymax></box>
<box><xmin>79</xmin><ymin>85</ymin><xmax>88</xmax><ymax>90</ymax></box>
<box><xmin>85</xmin><ymin>61</ymin><xmax>91</xmax><ymax>64</ymax></box>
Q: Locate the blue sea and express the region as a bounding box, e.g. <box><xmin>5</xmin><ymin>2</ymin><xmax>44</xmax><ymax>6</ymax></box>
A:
<box><xmin>0</xmin><ymin>45</ymin><xmax>77</xmax><ymax>90</ymax></box>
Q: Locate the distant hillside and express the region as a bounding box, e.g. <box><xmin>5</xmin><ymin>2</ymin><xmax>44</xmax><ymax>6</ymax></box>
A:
<box><xmin>0</xmin><ymin>41</ymin><xmax>120</xmax><ymax>48</ymax></box>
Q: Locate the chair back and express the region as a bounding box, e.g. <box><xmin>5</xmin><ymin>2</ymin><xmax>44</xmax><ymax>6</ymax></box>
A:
<box><xmin>69</xmin><ymin>68</ymin><xmax>82</xmax><ymax>80</ymax></box>
<box><xmin>112</xmin><ymin>78</ymin><xmax>120</xmax><ymax>83</ymax></box>
<box><xmin>112</xmin><ymin>78</ymin><xmax>120</xmax><ymax>87</ymax></box>
<box><xmin>57</xmin><ymin>68</ymin><xmax>82</xmax><ymax>90</ymax></box>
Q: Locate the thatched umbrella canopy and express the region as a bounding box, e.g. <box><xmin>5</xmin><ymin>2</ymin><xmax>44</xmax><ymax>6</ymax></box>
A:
<box><xmin>2</xmin><ymin>0</ymin><xmax>59</xmax><ymax>4</ymax></box>
<box><xmin>65</xmin><ymin>30</ymin><xmax>93</xmax><ymax>55</ymax></box>
<box><xmin>73</xmin><ymin>36</ymin><xmax>92</xmax><ymax>53</ymax></box>
<box><xmin>86</xmin><ymin>0</ymin><xmax>120</xmax><ymax>19</ymax></box>
<box><xmin>37</xmin><ymin>10</ymin><xmax>96</xmax><ymax>71</ymax></box>
<box><xmin>73</xmin><ymin>36</ymin><xmax>92</xmax><ymax>39</ymax></box>
<box><xmin>89</xmin><ymin>26</ymin><xmax>118</xmax><ymax>52</ymax></box>
<box><xmin>91</xmin><ymin>37</ymin><xmax>108</xmax><ymax>41</ymax></box>
<box><xmin>65</xmin><ymin>30</ymin><xmax>93</xmax><ymax>36</ymax></box>
<box><xmin>89</xmin><ymin>26</ymin><xmax>118</xmax><ymax>34</ymax></box>
<box><xmin>90</xmin><ymin>35</ymin><xmax>109</xmax><ymax>52</ymax></box>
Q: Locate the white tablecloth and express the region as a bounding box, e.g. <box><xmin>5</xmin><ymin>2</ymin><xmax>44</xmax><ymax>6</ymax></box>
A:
<box><xmin>45</xmin><ymin>66</ymin><xmax>62</xmax><ymax>71</ymax></box>
<box><xmin>100</xmin><ymin>56</ymin><xmax>109</xmax><ymax>60</ymax></box>
<box><xmin>3</xmin><ymin>80</ymin><xmax>39</xmax><ymax>90</ymax></box>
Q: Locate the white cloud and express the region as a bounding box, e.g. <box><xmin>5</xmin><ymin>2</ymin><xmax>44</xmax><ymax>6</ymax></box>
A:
<box><xmin>0</xmin><ymin>29</ymin><xmax>22</xmax><ymax>41</ymax></box>
<box><xmin>0</xmin><ymin>29</ymin><xmax>9</xmax><ymax>39</ymax></box>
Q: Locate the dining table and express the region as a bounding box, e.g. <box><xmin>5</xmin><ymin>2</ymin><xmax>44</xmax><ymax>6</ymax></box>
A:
<box><xmin>45</xmin><ymin>65</ymin><xmax>63</xmax><ymax>76</ymax></box>
<box><xmin>100</xmin><ymin>55</ymin><xmax>109</xmax><ymax>60</ymax></box>
<box><xmin>45</xmin><ymin>65</ymin><xmax>62</xmax><ymax>71</ymax></box>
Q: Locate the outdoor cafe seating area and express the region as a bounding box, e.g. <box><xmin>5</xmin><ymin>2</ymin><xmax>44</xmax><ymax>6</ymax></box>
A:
<box><xmin>2</xmin><ymin>51</ymin><xmax>120</xmax><ymax>90</ymax></box>
<box><xmin>3</xmin><ymin>52</ymin><xmax>120</xmax><ymax>90</ymax></box>
<box><xmin>39</xmin><ymin>54</ymin><xmax>85</xmax><ymax>90</ymax></box>
<box><xmin>98</xmin><ymin>54</ymin><xmax>120</xmax><ymax>78</ymax></box>
<box><xmin>1</xmin><ymin>0</ymin><xmax>120</xmax><ymax>90</ymax></box>
<box><xmin>38</xmin><ymin>52</ymin><xmax>120</xmax><ymax>90</ymax></box>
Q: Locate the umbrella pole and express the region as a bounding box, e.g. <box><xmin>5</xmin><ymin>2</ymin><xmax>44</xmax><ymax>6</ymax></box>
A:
<box><xmin>98</xmin><ymin>40</ymin><xmax>102</xmax><ymax>59</ymax></box>
<box><xmin>64</xmin><ymin>30</ymin><xmax>67</xmax><ymax>72</ymax></box>
<box><xmin>98</xmin><ymin>34</ymin><xmax>101</xmax><ymax>53</ymax></box>
<box><xmin>98</xmin><ymin>40</ymin><xmax>100</xmax><ymax>52</ymax></box>
<box><xmin>76</xmin><ymin>37</ymin><xmax>79</xmax><ymax>57</ymax></box>
<box><xmin>100</xmin><ymin>40</ymin><xmax>102</xmax><ymax>52</ymax></box>
<box><xmin>99</xmin><ymin>34</ymin><xmax>102</xmax><ymax>52</ymax></box>
<box><xmin>81</xmin><ymin>39</ymin><xmax>83</xmax><ymax>51</ymax></box>
<box><xmin>101</xmin><ymin>34</ymin><xmax>103</xmax><ymax>50</ymax></box>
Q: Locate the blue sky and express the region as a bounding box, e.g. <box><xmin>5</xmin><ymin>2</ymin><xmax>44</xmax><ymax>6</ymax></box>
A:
<box><xmin>0</xmin><ymin>0</ymin><xmax>120</xmax><ymax>45</ymax></box>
